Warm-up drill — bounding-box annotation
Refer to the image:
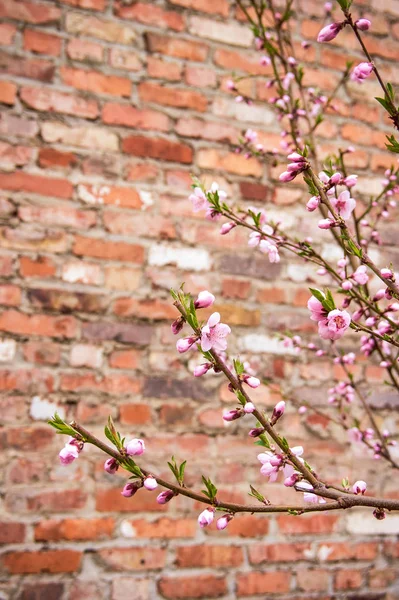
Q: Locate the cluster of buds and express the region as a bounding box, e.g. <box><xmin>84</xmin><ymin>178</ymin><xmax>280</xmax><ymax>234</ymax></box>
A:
<box><xmin>197</xmin><ymin>508</ymin><xmax>234</xmax><ymax>530</ymax></box>
<box><xmin>258</xmin><ymin>445</ymin><xmax>304</xmax><ymax>483</ymax></box>
<box><xmin>279</xmin><ymin>152</ymin><xmax>309</xmax><ymax>182</ymax></box>
<box><xmin>327</xmin><ymin>381</ymin><xmax>355</xmax><ymax>405</ymax></box>
<box><xmin>59</xmin><ymin>437</ymin><xmax>84</xmax><ymax>465</ymax></box>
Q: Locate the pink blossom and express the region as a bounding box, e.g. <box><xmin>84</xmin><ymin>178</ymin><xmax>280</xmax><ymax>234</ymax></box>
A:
<box><xmin>208</xmin><ymin>181</ymin><xmax>227</xmax><ymax>200</ymax></box>
<box><xmin>59</xmin><ymin>443</ymin><xmax>80</xmax><ymax>465</ymax></box>
<box><xmin>260</xmin><ymin>55</ymin><xmax>271</xmax><ymax>66</ymax></box>
<box><xmin>223</xmin><ymin>409</ymin><xmax>242</xmax><ymax>422</ymax></box>
<box><xmin>355</xmin><ymin>18</ymin><xmax>371</xmax><ymax>31</ymax></box>
<box><xmin>318</xmin><ymin>218</ymin><xmax>335</xmax><ymax>229</ymax></box>
<box><xmin>348</xmin><ymin>427</ymin><xmax>362</xmax><ymax>443</ymax></box>
<box><xmin>344</xmin><ymin>174</ymin><xmax>358</xmax><ymax>188</ymax></box>
<box><xmin>330</xmin><ymin>172</ymin><xmax>342</xmax><ymax>184</ymax></box>
<box><xmin>317</xmin><ymin>22</ymin><xmax>343</xmax><ymax>43</ymax></box>
<box><xmin>245</xmin><ymin>129</ymin><xmax>258</xmax><ymax>142</ymax></box>
<box><xmin>307</xmin><ymin>296</ymin><xmax>327</xmax><ymax>322</ymax></box>
<box><xmin>189</xmin><ymin>187</ymin><xmax>208</xmax><ymax>212</ymax></box>
<box><xmin>306</xmin><ymin>196</ymin><xmax>320</xmax><ymax>211</ymax></box>
<box><xmin>157</xmin><ymin>490</ymin><xmax>174</xmax><ymax>504</ymax></box>
<box><xmin>220</xmin><ymin>222</ymin><xmax>236</xmax><ymax>235</ymax></box>
<box><xmin>381</xmin><ymin>268</ymin><xmax>393</xmax><ymax>279</ymax></box>
<box><xmin>201</xmin><ymin>312</ymin><xmax>231</xmax><ymax>352</ymax></box>
<box><xmin>259</xmin><ymin>239</ymin><xmax>280</xmax><ymax>263</ymax></box>
<box><xmin>176</xmin><ymin>336</ymin><xmax>198</xmax><ymax>353</ymax></box>
<box><xmin>331</xmin><ymin>190</ymin><xmax>356</xmax><ymax>220</ymax></box>
<box><xmin>244</xmin><ymin>401</ymin><xmax>255</xmax><ymax>414</ymax></box>
<box><xmin>353</xmin><ymin>480</ymin><xmax>367</xmax><ymax>495</ymax></box>
<box><xmin>324</xmin><ymin>1</ymin><xmax>332</xmax><ymax>11</ymax></box>
<box><xmin>279</xmin><ymin>170</ymin><xmax>297</xmax><ymax>182</ymax></box>
<box><xmin>351</xmin><ymin>62</ymin><xmax>373</xmax><ymax>83</ymax></box>
<box><xmin>271</xmin><ymin>400</ymin><xmax>286</xmax><ymax>424</ymax></box>
<box><xmin>198</xmin><ymin>507</ymin><xmax>214</xmax><ymax>528</ymax></box>
<box><xmin>194</xmin><ymin>290</ymin><xmax>215</xmax><ymax>309</ymax></box>
<box><xmin>298</xmin><ymin>406</ymin><xmax>307</xmax><ymax>414</ymax></box>
<box><xmin>194</xmin><ymin>363</ymin><xmax>212</xmax><ymax>377</ymax></box>
<box><xmin>126</xmin><ymin>438</ymin><xmax>145</xmax><ymax>456</ymax></box>
<box><xmin>318</xmin><ymin>309</ymin><xmax>351</xmax><ymax>340</ymax></box>
<box><xmin>121</xmin><ymin>482</ymin><xmax>140</xmax><ymax>498</ymax></box>
<box><xmin>342</xmin><ymin>280</ymin><xmax>353</xmax><ymax>291</ymax></box>
<box><xmin>284</xmin><ymin>473</ymin><xmax>300</xmax><ymax>487</ymax></box>
<box><xmin>143</xmin><ymin>476</ymin><xmax>158</xmax><ymax>491</ymax></box>
<box><xmin>216</xmin><ymin>514</ymin><xmax>233</xmax><ymax>530</ymax></box>
<box><xmin>104</xmin><ymin>458</ymin><xmax>119</xmax><ymax>474</ymax></box>
<box><xmin>352</xmin><ymin>265</ymin><xmax>369</xmax><ymax>285</ymax></box>
<box><xmin>226</xmin><ymin>79</ymin><xmax>236</xmax><ymax>91</ymax></box>
<box><xmin>243</xmin><ymin>375</ymin><xmax>260</xmax><ymax>388</ymax></box>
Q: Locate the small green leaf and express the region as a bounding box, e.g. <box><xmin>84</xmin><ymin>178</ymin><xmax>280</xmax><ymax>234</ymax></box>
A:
<box><xmin>248</xmin><ymin>485</ymin><xmax>267</xmax><ymax>504</ymax></box>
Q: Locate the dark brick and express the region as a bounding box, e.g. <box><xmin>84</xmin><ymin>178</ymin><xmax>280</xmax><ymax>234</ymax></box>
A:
<box><xmin>219</xmin><ymin>253</ymin><xmax>282</xmax><ymax>279</ymax></box>
<box><xmin>239</xmin><ymin>181</ymin><xmax>269</xmax><ymax>201</ymax></box>
<box><xmin>143</xmin><ymin>376</ymin><xmax>208</xmax><ymax>401</ymax></box>
<box><xmin>28</xmin><ymin>288</ymin><xmax>107</xmax><ymax>314</ymax></box>
<box><xmin>18</xmin><ymin>584</ymin><xmax>64</xmax><ymax>600</ymax></box>
<box><xmin>83</xmin><ymin>321</ymin><xmax>153</xmax><ymax>345</ymax></box>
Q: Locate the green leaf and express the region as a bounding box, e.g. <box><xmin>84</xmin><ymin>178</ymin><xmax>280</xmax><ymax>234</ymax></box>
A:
<box><xmin>201</xmin><ymin>475</ymin><xmax>218</xmax><ymax>500</ymax></box>
<box><xmin>386</xmin><ymin>134</ymin><xmax>399</xmax><ymax>154</ymax></box>
<box><xmin>48</xmin><ymin>413</ymin><xmax>78</xmax><ymax>438</ymax></box>
<box><xmin>255</xmin><ymin>434</ymin><xmax>271</xmax><ymax>449</ymax></box>
<box><xmin>280</xmin><ymin>436</ymin><xmax>290</xmax><ymax>451</ymax></box>
<box><xmin>346</xmin><ymin>238</ymin><xmax>363</xmax><ymax>258</ymax></box>
<box><xmin>233</xmin><ymin>359</ymin><xmax>245</xmax><ymax>376</ymax></box>
<box><xmin>375</xmin><ymin>96</ymin><xmax>390</xmax><ymax>111</ymax></box>
<box><xmin>235</xmin><ymin>389</ymin><xmax>247</xmax><ymax>406</ymax></box>
<box><xmin>248</xmin><ymin>485</ymin><xmax>267</xmax><ymax>504</ymax></box>
<box><xmin>309</xmin><ymin>287</ymin><xmax>325</xmax><ymax>304</ymax></box>
<box><xmin>303</xmin><ymin>174</ymin><xmax>319</xmax><ymax>196</ymax></box>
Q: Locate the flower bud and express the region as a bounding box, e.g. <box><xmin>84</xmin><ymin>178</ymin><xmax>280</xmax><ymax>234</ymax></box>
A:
<box><xmin>194</xmin><ymin>363</ymin><xmax>212</xmax><ymax>377</ymax></box>
<box><xmin>223</xmin><ymin>409</ymin><xmax>242</xmax><ymax>422</ymax></box>
<box><xmin>171</xmin><ymin>317</ymin><xmax>184</xmax><ymax>335</ymax></box>
<box><xmin>279</xmin><ymin>170</ymin><xmax>296</xmax><ymax>182</ymax></box>
<box><xmin>126</xmin><ymin>438</ymin><xmax>145</xmax><ymax>456</ymax></box>
<box><xmin>330</xmin><ymin>172</ymin><xmax>341</xmax><ymax>184</ymax></box>
<box><xmin>353</xmin><ymin>480</ymin><xmax>367</xmax><ymax>495</ymax></box>
<box><xmin>121</xmin><ymin>482</ymin><xmax>140</xmax><ymax>498</ymax></box>
<box><xmin>156</xmin><ymin>490</ymin><xmax>175</xmax><ymax>504</ymax></box>
<box><xmin>373</xmin><ymin>507</ymin><xmax>386</xmax><ymax>520</ymax></box>
<box><xmin>306</xmin><ymin>196</ymin><xmax>320</xmax><ymax>212</ymax></box>
<box><xmin>341</xmin><ymin>280</ymin><xmax>353</xmax><ymax>290</ymax></box>
<box><xmin>284</xmin><ymin>473</ymin><xmax>300</xmax><ymax>487</ymax></box>
<box><xmin>104</xmin><ymin>458</ymin><xmax>119</xmax><ymax>474</ymax></box>
<box><xmin>244</xmin><ymin>401</ymin><xmax>255</xmax><ymax>414</ymax></box>
<box><xmin>220</xmin><ymin>222</ymin><xmax>236</xmax><ymax>235</ymax></box>
<box><xmin>317</xmin><ymin>22</ymin><xmax>343</xmax><ymax>43</ymax></box>
<box><xmin>271</xmin><ymin>400</ymin><xmax>285</xmax><ymax>424</ymax></box>
<box><xmin>243</xmin><ymin>375</ymin><xmax>260</xmax><ymax>388</ymax></box>
<box><xmin>318</xmin><ymin>218</ymin><xmax>335</xmax><ymax>229</ymax></box>
<box><xmin>248</xmin><ymin>427</ymin><xmax>265</xmax><ymax>437</ymax></box>
<box><xmin>216</xmin><ymin>514</ymin><xmax>233</xmax><ymax>530</ymax></box>
<box><xmin>194</xmin><ymin>290</ymin><xmax>215</xmax><ymax>309</ymax></box>
<box><xmin>198</xmin><ymin>507</ymin><xmax>215</xmax><ymax>528</ymax></box>
<box><xmin>59</xmin><ymin>443</ymin><xmax>80</xmax><ymax>466</ymax></box>
<box><xmin>356</xmin><ymin>18</ymin><xmax>371</xmax><ymax>31</ymax></box>
<box><xmin>143</xmin><ymin>476</ymin><xmax>158</xmax><ymax>491</ymax></box>
<box><xmin>176</xmin><ymin>336</ymin><xmax>197</xmax><ymax>354</ymax></box>
<box><xmin>381</xmin><ymin>268</ymin><xmax>393</xmax><ymax>279</ymax></box>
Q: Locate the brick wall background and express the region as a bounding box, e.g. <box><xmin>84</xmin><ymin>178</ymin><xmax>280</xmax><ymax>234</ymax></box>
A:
<box><xmin>1</xmin><ymin>0</ymin><xmax>399</xmax><ymax>598</ymax></box>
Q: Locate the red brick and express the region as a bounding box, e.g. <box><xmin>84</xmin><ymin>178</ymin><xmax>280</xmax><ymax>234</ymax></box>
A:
<box><xmin>59</xmin><ymin>0</ymin><xmax>105</xmax><ymax>9</ymax></box>
<box><xmin>99</xmin><ymin>547</ymin><xmax>166</xmax><ymax>571</ymax></box>
<box><xmin>214</xmin><ymin>48</ymin><xmax>266</xmax><ymax>74</ymax></box>
<box><xmin>109</xmin><ymin>349</ymin><xmax>141</xmax><ymax>369</ymax></box>
<box><xmin>96</xmin><ymin>487</ymin><xmax>165</xmax><ymax>512</ymax></box>
<box><xmin>169</xmin><ymin>0</ymin><xmax>229</xmax><ymax>15</ymax></box>
<box><xmin>0</xmin><ymin>172</ymin><xmax>73</xmax><ymax>199</ymax></box>
<box><xmin>176</xmin><ymin>545</ymin><xmax>243</xmax><ymax>568</ymax></box>
<box><xmin>19</xmin><ymin>256</ymin><xmax>56</xmax><ymax>278</ymax></box>
<box><xmin>73</xmin><ymin>236</ymin><xmax>144</xmax><ymax>263</ymax></box>
<box><xmin>116</xmin><ymin>2</ymin><xmax>184</xmax><ymax>31</ymax></box>
<box><xmin>60</xmin><ymin>372</ymin><xmax>141</xmax><ymax>395</ymax></box>
<box><xmin>325</xmin><ymin>542</ymin><xmax>378</xmax><ymax>561</ymax></box>
<box><xmin>35</xmin><ymin>517</ymin><xmax>114</xmax><ymax>541</ymax></box>
<box><xmin>341</xmin><ymin>123</ymin><xmax>387</xmax><ymax>150</ymax></box>
<box><xmin>222</xmin><ymin>278</ymin><xmax>251</xmax><ymax>299</ymax></box>
<box><xmin>175</xmin><ymin>118</ymin><xmax>238</xmax><ymax>143</ymax></box>
<box><xmin>26</xmin><ymin>489</ymin><xmax>87</xmax><ymax>512</ymax></box>
<box><xmin>0</xmin><ymin>80</ymin><xmax>17</xmax><ymax>104</ymax></box>
<box><xmin>23</xmin><ymin>29</ymin><xmax>61</xmax><ymax>55</ymax></box>
<box><xmin>0</xmin><ymin>370</ymin><xmax>54</xmax><ymax>394</ymax></box>
<box><xmin>103</xmin><ymin>211</ymin><xmax>176</xmax><ymax>239</ymax></box>
<box><xmin>38</xmin><ymin>147</ymin><xmax>77</xmax><ymax>169</ymax></box>
<box><xmin>147</xmin><ymin>57</ymin><xmax>182</xmax><ymax>81</ymax></box>
<box><xmin>249</xmin><ymin>543</ymin><xmax>311</xmax><ymax>564</ymax></box>
<box><xmin>109</xmin><ymin>47</ymin><xmax>141</xmax><ymax>71</ymax></box>
<box><xmin>119</xmin><ymin>403</ymin><xmax>151</xmax><ymax>424</ymax></box>
<box><xmin>67</xmin><ymin>38</ymin><xmax>103</xmax><ymax>62</ymax></box>
<box><xmin>0</xmin><ymin>52</ymin><xmax>55</xmax><ymax>82</ymax></box>
<box><xmin>2</xmin><ymin>550</ymin><xmax>82</xmax><ymax>574</ymax></box>
<box><xmin>158</xmin><ymin>575</ymin><xmax>227</xmax><ymax>599</ymax></box>
<box><xmin>0</xmin><ymin>284</ymin><xmax>20</xmax><ymax>306</ymax></box>
<box><xmin>236</xmin><ymin>572</ymin><xmax>290</xmax><ymax>596</ymax></box>
<box><xmin>139</xmin><ymin>82</ymin><xmax>207</xmax><ymax>112</ymax></box>
<box><xmin>23</xmin><ymin>340</ymin><xmax>60</xmax><ymax>365</ymax></box>
<box><xmin>0</xmin><ymin>522</ymin><xmax>25</xmax><ymax>544</ymax></box>
<box><xmin>122</xmin><ymin>135</ymin><xmax>193</xmax><ymax>164</ymax></box>
<box><xmin>277</xmin><ymin>514</ymin><xmax>339</xmax><ymax>534</ymax></box>
<box><xmin>146</xmin><ymin>33</ymin><xmax>208</xmax><ymax>61</ymax></box>
<box><xmin>60</xmin><ymin>66</ymin><xmax>131</xmax><ymax>97</ymax></box>
<box><xmin>19</xmin><ymin>205</ymin><xmax>96</xmax><ymax>229</ymax></box>
<box><xmin>0</xmin><ymin>310</ymin><xmax>79</xmax><ymax>338</ymax></box>
<box><xmin>102</xmin><ymin>103</ymin><xmax>169</xmax><ymax>131</ymax></box>
<box><xmin>113</xmin><ymin>298</ymin><xmax>176</xmax><ymax>320</ymax></box>
<box><xmin>0</xmin><ymin>255</ymin><xmax>13</xmax><ymax>277</ymax></box>
<box><xmin>334</xmin><ymin>570</ymin><xmax>362</xmax><ymax>590</ymax></box>
<box><xmin>0</xmin><ymin>0</ymin><xmax>61</xmax><ymax>23</ymax></box>
<box><xmin>297</xmin><ymin>569</ymin><xmax>330</xmax><ymax>592</ymax></box>
<box><xmin>185</xmin><ymin>65</ymin><xmax>217</xmax><ymax>87</ymax></box>
<box><xmin>0</xmin><ymin>23</ymin><xmax>17</xmax><ymax>45</ymax></box>
<box><xmin>21</xmin><ymin>86</ymin><xmax>99</xmax><ymax>119</ymax></box>
<box><xmin>127</xmin><ymin>518</ymin><xmax>196</xmax><ymax>538</ymax></box>
<box><xmin>227</xmin><ymin>515</ymin><xmax>270</xmax><ymax>538</ymax></box>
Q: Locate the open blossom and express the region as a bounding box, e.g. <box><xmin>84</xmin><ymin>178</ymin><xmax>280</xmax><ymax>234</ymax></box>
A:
<box><xmin>297</xmin><ymin>481</ymin><xmax>325</xmax><ymax>504</ymax></box>
<box><xmin>194</xmin><ymin>290</ymin><xmax>215</xmax><ymax>309</ymax></box>
<box><xmin>330</xmin><ymin>190</ymin><xmax>356</xmax><ymax>220</ymax></box>
<box><xmin>201</xmin><ymin>312</ymin><xmax>231</xmax><ymax>352</ymax></box>
<box><xmin>208</xmin><ymin>181</ymin><xmax>227</xmax><ymax>200</ymax></box>
<box><xmin>318</xmin><ymin>309</ymin><xmax>351</xmax><ymax>340</ymax></box>
<box><xmin>307</xmin><ymin>296</ymin><xmax>327</xmax><ymax>322</ymax></box>
<box><xmin>245</xmin><ymin>129</ymin><xmax>257</xmax><ymax>142</ymax></box>
<box><xmin>189</xmin><ymin>187</ymin><xmax>208</xmax><ymax>212</ymax></box>
<box><xmin>353</xmin><ymin>480</ymin><xmax>367</xmax><ymax>495</ymax></box>
<box><xmin>352</xmin><ymin>265</ymin><xmax>369</xmax><ymax>285</ymax></box>
<box><xmin>259</xmin><ymin>239</ymin><xmax>280</xmax><ymax>263</ymax></box>
<box><xmin>126</xmin><ymin>438</ymin><xmax>145</xmax><ymax>456</ymax></box>
<box><xmin>348</xmin><ymin>427</ymin><xmax>362</xmax><ymax>443</ymax></box>
<box><xmin>317</xmin><ymin>21</ymin><xmax>343</xmax><ymax>43</ymax></box>
<box><xmin>351</xmin><ymin>62</ymin><xmax>373</xmax><ymax>83</ymax></box>
<box><xmin>59</xmin><ymin>442</ymin><xmax>80</xmax><ymax>465</ymax></box>
<box><xmin>198</xmin><ymin>508</ymin><xmax>214</xmax><ymax>528</ymax></box>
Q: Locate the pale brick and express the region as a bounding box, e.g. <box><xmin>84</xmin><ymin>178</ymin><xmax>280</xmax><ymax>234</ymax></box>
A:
<box><xmin>189</xmin><ymin>16</ymin><xmax>253</xmax><ymax>47</ymax></box>
<box><xmin>148</xmin><ymin>244</ymin><xmax>210</xmax><ymax>271</ymax></box>
<box><xmin>41</xmin><ymin>122</ymin><xmax>118</xmax><ymax>151</ymax></box>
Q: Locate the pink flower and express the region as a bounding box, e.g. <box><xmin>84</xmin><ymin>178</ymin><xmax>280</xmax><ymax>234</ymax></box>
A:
<box><xmin>307</xmin><ymin>296</ymin><xmax>327</xmax><ymax>322</ymax></box>
<box><xmin>344</xmin><ymin>174</ymin><xmax>358</xmax><ymax>188</ymax></box>
<box><xmin>144</xmin><ymin>476</ymin><xmax>158</xmax><ymax>491</ymax></box>
<box><xmin>201</xmin><ymin>312</ymin><xmax>231</xmax><ymax>352</ymax></box>
<box><xmin>306</xmin><ymin>196</ymin><xmax>320</xmax><ymax>211</ymax></box>
<box><xmin>220</xmin><ymin>222</ymin><xmax>236</xmax><ymax>235</ymax></box>
<box><xmin>104</xmin><ymin>458</ymin><xmax>119</xmax><ymax>474</ymax></box>
<box><xmin>216</xmin><ymin>514</ymin><xmax>233</xmax><ymax>530</ymax></box>
<box><xmin>176</xmin><ymin>336</ymin><xmax>198</xmax><ymax>354</ymax></box>
<box><xmin>331</xmin><ymin>190</ymin><xmax>356</xmax><ymax>220</ymax></box>
<box><xmin>260</xmin><ymin>55</ymin><xmax>271</xmax><ymax>66</ymax></box>
<box><xmin>245</xmin><ymin>129</ymin><xmax>257</xmax><ymax>142</ymax></box>
<box><xmin>126</xmin><ymin>438</ymin><xmax>145</xmax><ymax>456</ymax></box>
<box><xmin>194</xmin><ymin>363</ymin><xmax>212</xmax><ymax>377</ymax></box>
<box><xmin>317</xmin><ymin>22</ymin><xmax>343</xmax><ymax>43</ymax></box>
<box><xmin>259</xmin><ymin>240</ymin><xmax>280</xmax><ymax>263</ymax></box>
<box><xmin>198</xmin><ymin>508</ymin><xmax>214</xmax><ymax>528</ymax></box>
<box><xmin>121</xmin><ymin>482</ymin><xmax>140</xmax><ymax>498</ymax></box>
<box><xmin>194</xmin><ymin>290</ymin><xmax>215</xmax><ymax>309</ymax></box>
<box><xmin>381</xmin><ymin>268</ymin><xmax>393</xmax><ymax>279</ymax></box>
<box><xmin>342</xmin><ymin>280</ymin><xmax>353</xmax><ymax>291</ymax></box>
<box><xmin>284</xmin><ymin>473</ymin><xmax>300</xmax><ymax>487</ymax></box>
<box><xmin>355</xmin><ymin>18</ymin><xmax>371</xmax><ymax>31</ymax></box>
<box><xmin>189</xmin><ymin>187</ymin><xmax>208</xmax><ymax>212</ymax></box>
<box><xmin>208</xmin><ymin>181</ymin><xmax>227</xmax><ymax>200</ymax></box>
<box><xmin>318</xmin><ymin>309</ymin><xmax>351</xmax><ymax>340</ymax></box>
<box><xmin>157</xmin><ymin>490</ymin><xmax>174</xmax><ymax>504</ymax></box>
<box><xmin>352</xmin><ymin>265</ymin><xmax>369</xmax><ymax>285</ymax></box>
<box><xmin>244</xmin><ymin>401</ymin><xmax>255</xmax><ymax>414</ymax></box>
<box><xmin>351</xmin><ymin>62</ymin><xmax>373</xmax><ymax>83</ymax></box>
<box><xmin>243</xmin><ymin>375</ymin><xmax>260</xmax><ymax>388</ymax></box>
<box><xmin>59</xmin><ymin>443</ymin><xmax>80</xmax><ymax>465</ymax></box>
<box><xmin>353</xmin><ymin>480</ymin><xmax>367</xmax><ymax>495</ymax></box>
<box><xmin>279</xmin><ymin>170</ymin><xmax>297</xmax><ymax>182</ymax></box>
<box><xmin>318</xmin><ymin>218</ymin><xmax>335</xmax><ymax>229</ymax></box>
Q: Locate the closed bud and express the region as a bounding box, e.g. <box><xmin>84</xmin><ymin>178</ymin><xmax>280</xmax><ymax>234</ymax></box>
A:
<box><xmin>121</xmin><ymin>482</ymin><xmax>140</xmax><ymax>498</ymax></box>
<box><xmin>249</xmin><ymin>427</ymin><xmax>265</xmax><ymax>437</ymax></box>
<box><xmin>194</xmin><ymin>363</ymin><xmax>212</xmax><ymax>377</ymax></box>
<box><xmin>194</xmin><ymin>290</ymin><xmax>215</xmax><ymax>309</ymax></box>
<box><xmin>373</xmin><ymin>507</ymin><xmax>386</xmax><ymax>520</ymax></box>
<box><xmin>156</xmin><ymin>490</ymin><xmax>175</xmax><ymax>504</ymax></box>
<box><xmin>223</xmin><ymin>409</ymin><xmax>242</xmax><ymax>422</ymax></box>
<box><xmin>216</xmin><ymin>514</ymin><xmax>233</xmax><ymax>530</ymax></box>
<box><xmin>284</xmin><ymin>473</ymin><xmax>300</xmax><ymax>487</ymax></box>
<box><xmin>352</xmin><ymin>480</ymin><xmax>367</xmax><ymax>495</ymax></box>
<box><xmin>220</xmin><ymin>222</ymin><xmax>236</xmax><ymax>235</ymax></box>
<box><xmin>198</xmin><ymin>507</ymin><xmax>215</xmax><ymax>528</ymax></box>
<box><xmin>381</xmin><ymin>268</ymin><xmax>393</xmax><ymax>279</ymax></box>
<box><xmin>356</xmin><ymin>18</ymin><xmax>371</xmax><ymax>31</ymax></box>
<box><xmin>244</xmin><ymin>401</ymin><xmax>256</xmax><ymax>414</ymax></box>
<box><xmin>243</xmin><ymin>375</ymin><xmax>260</xmax><ymax>388</ymax></box>
<box><xmin>306</xmin><ymin>196</ymin><xmax>320</xmax><ymax>212</ymax></box>
<box><xmin>176</xmin><ymin>336</ymin><xmax>197</xmax><ymax>354</ymax></box>
<box><xmin>171</xmin><ymin>317</ymin><xmax>184</xmax><ymax>335</ymax></box>
<box><xmin>271</xmin><ymin>400</ymin><xmax>285</xmax><ymax>424</ymax></box>
<box><xmin>126</xmin><ymin>438</ymin><xmax>145</xmax><ymax>456</ymax></box>
<box><xmin>104</xmin><ymin>458</ymin><xmax>119</xmax><ymax>474</ymax></box>
<box><xmin>143</xmin><ymin>476</ymin><xmax>158</xmax><ymax>491</ymax></box>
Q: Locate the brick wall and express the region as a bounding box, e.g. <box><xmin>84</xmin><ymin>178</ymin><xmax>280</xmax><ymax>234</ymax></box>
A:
<box><xmin>1</xmin><ymin>0</ymin><xmax>399</xmax><ymax>598</ymax></box>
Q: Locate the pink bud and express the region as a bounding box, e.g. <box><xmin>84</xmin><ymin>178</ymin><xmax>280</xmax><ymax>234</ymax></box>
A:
<box><xmin>330</xmin><ymin>172</ymin><xmax>341</xmax><ymax>184</ymax></box>
<box><xmin>356</xmin><ymin>18</ymin><xmax>371</xmax><ymax>31</ymax></box>
<box><xmin>249</xmin><ymin>427</ymin><xmax>265</xmax><ymax>437</ymax></box>
<box><xmin>317</xmin><ymin>22</ymin><xmax>342</xmax><ymax>43</ymax></box>
<box><xmin>287</xmin><ymin>152</ymin><xmax>304</xmax><ymax>162</ymax></box>
<box><xmin>244</xmin><ymin>401</ymin><xmax>255</xmax><ymax>414</ymax></box>
<box><xmin>194</xmin><ymin>363</ymin><xmax>212</xmax><ymax>377</ymax></box>
<box><xmin>298</xmin><ymin>406</ymin><xmax>307</xmax><ymax>414</ymax></box>
<box><xmin>104</xmin><ymin>458</ymin><xmax>119</xmax><ymax>474</ymax></box>
<box><xmin>121</xmin><ymin>482</ymin><xmax>140</xmax><ymax>498</ymax></box>
<box><xmin>126</xmin><ymin>438</ymin><xmax>145</xmax><ymax>456</ymax></box>
<box><xmin>373</xmin><ymin>508</ymin><xmax>386</xmax><ymax>520</ymax></box>
<box><xmin>243</xmin><ymin>375</ymin><xmax>260</xmax><ymax>388</ymax></box>
<box><xmin>271</xmin><ymin>400</ymin><xmax>285</xmax><ymax>424</ymax></box>
<box><xmin>144</xmin><ymin>476</ymin><xmax>158</xmax><ymax>491</ymax></box>
<box><xmin>156</xmin><ymin>490</ymin><xmax>175</xmax><ymax>504</ymax></box>
<box><xmin>59</xmin><ymin>443</ymin><xmax>80</xmax><ymax>466</ymax></box>
<box><xmin>176</xmin><ymin>336</ymin><xmax>197</xmax><ymax>353</ymax></box>
<box><xmin>381</xmin><ymin>268</ymin><xmax>393</xmax><ymax>279</ymax></box>
<box><xmin>171</xmin><ymin>317</ymin><xmax>184</xmax><ymax>335</ymax></box>
<box><xmin>223</xmin><ymin>409</ymin><xmax>242</xmax><ymax>422</ymax></box>
<box><xmin>198</xmin><ymin>507</ymin><xmax>214</xmax><ymax>528</ymax></box>
<box><xmin>352</xmin><ymin>480</ymin><xmax>367</xmax><ymax>495</ymax></box>
<box><xmin>279</xmin><ymin>170</ymin><xmax>296</xmax><ymax>182</ymax></box>
<box><xmin>194</xmin><ymin>290</ymin><xmax>215</xmax><ymax>309</ymax></box>
<box><xmin>318</xmin><ymin>218</ymin><xmax>335</xmax><ymax>229</ymax></box>
<box><xmin>216</xmin><ymin>514</ymin><xmax>233</xmax><ymax>530</ymax></box>
<box><xmin>284</xmin><ymin>473</ymin><xmax>299</xmax><ymax>487</ymax></box>
<box><xmin>306</xmin><ymin>196</ymin><xmax>320</xmax><ymax>212</ymax></box>
<box><xmin>341</xmin><ymin>280</ymin><xmax>353</xmax><ymax>291</ymax></box>
<box><xmin>220</xmin><ymin>222</ymin><xmax>236</xmax><ymax>235</ymax></box>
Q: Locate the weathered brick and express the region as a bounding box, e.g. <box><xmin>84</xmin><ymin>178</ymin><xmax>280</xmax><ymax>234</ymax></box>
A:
<box><xmin>60</xmin><ymin>66</ymin><xmax>131</xmax><ymax>97</ymax></box>
<box><xmin>73</xmin><ymin>236</ymin><xmax>144</xmax><ymax>263</ymax></box>
<box><xmin>176</xmin><ymin>545</ymin><xmax>243</xmax><ymax>568</ymax></box>
<box><xmin>99</xmin><ymin>547</ymin><xmax>166</xmax><ymax>571</ymax></box>
<box><xmin>66</xmin><ymin>12</ymin><xmax>136</xmax><ymax>43</ymax></box>
<box><xmin>102</xmin><ymin>103</ymin><xmax>169</xmax><ymax>131</ymax></box>
<box><xmin>23</xmin><ymin>29</ymin><xmax>61</xmax><ymax>55</ymax></box>
<box><xmin>116</xmin><ymin>2</ymin><xmax>184</xmax><ymax>30</ymax></box>
<box><xmin>123</xmin><ymin>135</ymin><xmax>193</xmax><ymax>163</ymax></box>
<box><xmin>21</xmin><ymin>86</ymin><xmax>99</xmax><ymax>118</ymax></box>
<box><xmin>158</xmin><ymin>576</ymin><xmax>227</xmax><ymax>599</ymax></box>
<box><xmin>2</xmin><ymin>550</ymin><xmax>82</xmax><ymax>574</ymax></box>
<box><xmin>0</xmin><ymin>0</ymin><xmax>61</xmax><ymax>23</ymax></box>
<box><xmin>0</xmin><ymin>310</ymin><xmax>79</xmax><ymax>338</ymax></box>
<box><xmin>67</xmin><ymin>38</ymin><xmax>103</xmax><ymax>62</ymax></box>
<box><xmin>0</xmin><ymin>51</ymin><xmax>54</xmax><ymax>81</ymax></box>
<box><xmin>145</xmin><ymin>33</ymin><xmax>208</xmax><ymax>61</ymax></box>
<box><xmin>0</xmin><ymin>80</ymin><xmax>17</xmax><ymax>104</ymax></box>
<box><xmin>236</xmin><ymin>572</ymin><xmax>290</xmax><ymax>596</ymax></box>
<box><xmin>0</xmin><ymin>172</ymin><xmax>73</xmax><ymax>199</ymax></box>
<box><xmin>35</xmin><ymin>517</ymin><xmax>114</xmax><ymax>541</ymax></box>
<box><xmin>139</xmin><ymin>82</ymin><xmax>207</xmax><ymax>112</ymax></box>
